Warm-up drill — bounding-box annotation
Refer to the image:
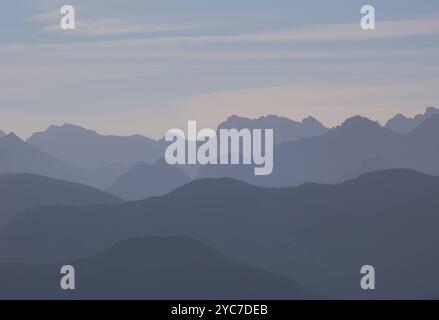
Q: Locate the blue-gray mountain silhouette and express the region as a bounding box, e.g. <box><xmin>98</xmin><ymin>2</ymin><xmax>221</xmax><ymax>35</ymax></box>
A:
<box><xmin>0</xmin><ymin>236</ymin><xmax>314</xmax><ymax>299</ymax></box>
<box><xmin>1</xmin><ymin>169</ymin><xmax>438</xmax><ymax>299</ymax></box>
<box><xmin>88</xmin><ymin>162</ymin><xmax>134</xmax><ymax>189</ymax></box>
<box><xmin>0</xmin><ymin>173</ymin><xmax>122</xmax><ymax>226</ymax></box>
<box><xmin>385</xmin><ymin>106</ymin><xmax>439</xmax><ymax>134</ymax></box>
<box><xmin>218</xmin><ymin>114</ymin><xmax>329</xmax><ymax>144</ymax></box>
<box><xmin>0</xmin><ymin>132</ymin><xmax>106</xmax><ymax>187</ymax></box>
<box><xmin>0</xmin><ymin>130</ymin><xmax>5</xmax><ymax>138</ymax></box>
<box><xmin>21</xmin><ymin>112</ymin><xmax>439</xmax><ymax>192</ymax></box>
<box><xmin>107</xmin><ymin>158</ymin><xmax>191</xmax><ymax>200</ymax></box>
<box><xmin>27</xmin><ymin>124</ymin><xmax>163</xmax><ymax>170</ymax></box>
<box><xmin>198</xmin><ymin>114</ymin><xmax>439</xmax><ymax>186</ymax></box>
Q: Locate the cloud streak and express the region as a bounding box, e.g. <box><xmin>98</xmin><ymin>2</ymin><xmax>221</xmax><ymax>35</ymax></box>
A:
<box><xmin>42</xmin><ymin>15</ymin><xmax>439</xmax><ymax>43</ymax></box>
<box><xmin>30</xmin><ymin>16</ymin><xmax>193</xmax><ymax>37</ymax></box>
<box><xmin>27</xmin><ymin>4</ymin><xmax>439</xmax><ymax>42</ymax></box>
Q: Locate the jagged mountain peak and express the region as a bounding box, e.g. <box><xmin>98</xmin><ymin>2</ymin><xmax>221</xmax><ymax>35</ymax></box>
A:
<box><xmin>0</xmin><ymin>132</ymin><xmax>24</xmax><ymax>143</ymax></box>
<box><xmin>218</xmin><ymin>114</ymin><xmax>328</xmax><ymax>143</ymax></box>
<box><xmin>33</xmin><ymin>123</ymin><xmax>99</xmax><ymax>138</ymax></box>
<box><xmin>386</xmin><ymin>107</ymin><xmax>439</xmax><ymax>134</ymax></box>
<box><xmin>336</xmin><ymin>115</ymin><xmax>382</xmax><ymax>132</ymax></box>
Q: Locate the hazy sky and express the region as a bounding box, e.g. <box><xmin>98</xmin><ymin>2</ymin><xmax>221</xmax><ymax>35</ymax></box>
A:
<box><xmin>1</xmin><ymin>0</ymin><xmax>439</xmax><ymax>139</ymax></box>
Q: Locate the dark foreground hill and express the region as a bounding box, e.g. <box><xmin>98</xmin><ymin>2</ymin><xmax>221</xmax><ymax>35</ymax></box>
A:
<box><xmin>0</xmin><ymin>173</ymin><xmax>122</xmax><ymax>225</ymax></box>
<box><xmin>0</xmin><ymin>236</ymin><xmax>314</xmax><ymax>299</ymax></box>
<box><xmin>1</xmin><ymin>169</ymin><xmax>439</xmax><ymax>299</ymax></box>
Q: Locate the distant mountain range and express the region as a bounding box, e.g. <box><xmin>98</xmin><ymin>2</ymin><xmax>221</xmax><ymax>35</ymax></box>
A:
<box><xmin>0</xmin><ymin>130</ymin><xmax>5</xmax><ymax>138</ymax></box>
<box><xmin>385</xmin><ymin>107</ymin><xmax>439</xmax><ymax>134</ymax></box>
<box><xmin>198</xmin><ymin>113</ymin><xmax>439</xmax><ymax>187</ymax></box>
<box><xmin>0</xmin><ymin>173</ymin><xmax>122</xmax><ymax>226</ymax></box>
<box><xmin>107</xmin><ymin>158</ymin><xmax>191</xmax><ymax>201</ymax></box>
<box><xmin>1</xmin><ymin>114</ymin><xmax>330</xmax><ymax>195</ymax></box>
<box><xmin>1</xmin><ymin>107</ymin><xmax>438</xmax><ymax>197</ymax></box>
<box><xmin>1</xmin><ymin>169</ymin><xmax>438</xmax><ymax>299</ymax></box>
<box><xmin>218</xmin><ymin>114</ymin><xmax>329</xmax><ymax>144</ymax></box>
<box><xmin>0</xmin><ymin>236</ymin><xmax>314</xmax><ymax>299</ymax></box>
<box><xmin>27</xmin><ymin>124</ymin><xmax>164</xmax><ymax>170</ymax></box>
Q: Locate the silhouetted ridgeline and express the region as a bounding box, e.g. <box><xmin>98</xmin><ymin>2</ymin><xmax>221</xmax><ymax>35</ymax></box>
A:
<box><xmin>0</xmin><ymin>133</ymin><xmax>109</xmax><ymax>189</ymax></box>
<box><xmin>0</xmin><ymin>169</ymin><xmax>438</xmax><ymax>299</ymax></box>
<box><xmin>385</xmin><ymin>106</ymin><xmax>439</xmax><ymax>134</ymax></box>
<box><xmin>1</xmin><ymin>109</ymin><xmax>439</xmax><ymax>299</ymax></box>
<box><xmin>198</xmin><ymin>114</ymin><xmax>439</xmax><ymax>187</ymax></box>
<box><xmin>0</xmin><ymin>236</ymin><xmax>314</xmax><ymax>299</ymax></box>
<box><xmin>2</xmin><ymin>108</ymin><xmax>439</xmax><ymax>194</ymax></box>
<box><xmin>218</xmin><ymin>114</ymin><xmax>329</xmax><ymax>144</ymax></box>
<box><xmin>27</xmin><ymin>124</ymin><xmax>163</xmax><ymax>170</ymax></box>
<box><xmin>0</xmin><ymin>173</ymin><xmax>122</xmax><ymax>225</ymax></box>
<box><xmin>107</xmin><ymin>158</ymin><xmax>191</xmax><ymax>201</ymax></box>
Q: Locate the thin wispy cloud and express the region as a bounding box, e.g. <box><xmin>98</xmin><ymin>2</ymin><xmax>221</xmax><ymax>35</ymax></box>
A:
<box><xmin>27</xmin><ymin>2</ymin><xmax>439</xmax><ymax>42</ymax></box>
<box><xmin>44</xmin><ymin>19</ymin><xmax>193</xmax><ymax>36</ymax></box>
<box><xmin>12</xmin><ymin>13</ymin><xmax>439</xmax><ymax>63</ymax></box>
<box><xmin>31</xmin><ymin>15</ymin><xmax>439</xmax><ymax>43</ymax></box>
<box><xmin>27</xmin><ymin>8</ymin><xmax>60</xmax><ymax>23</ymax></box>
<box><xmin>28</xmin><ymin>10</ymin><xmax>193</xmax><ymax>36</ymax></box>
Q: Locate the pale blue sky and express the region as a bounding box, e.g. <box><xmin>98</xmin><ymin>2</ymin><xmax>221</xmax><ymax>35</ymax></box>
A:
<box><xmin>1</xmin><ymin>0</ymin><xmax>439</xmax><ymax>138</ymax></box>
